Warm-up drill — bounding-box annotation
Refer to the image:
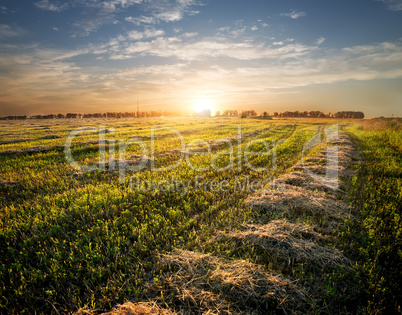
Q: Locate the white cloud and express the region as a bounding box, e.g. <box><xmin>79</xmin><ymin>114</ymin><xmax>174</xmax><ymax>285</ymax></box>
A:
<box><xmin>182</xmin><ymin>32</ymin><xmax>198</xmax><ymax>38</ymax></box>
<box><xmin>106</xmin><ymin>35</ymin><xmax>315</xmax><ymax>61</ymax></box>
<box><xmin>75</xmin><ymin>0</ymin><xmax>143</xmax><ymax>11</ymax></box>
<box><xmin>72</xmin><ymin>0</ymin><xmax>196</xmax><ymax>36</ymax></box>
<box><xmin>100</xmin><ymin>36</ymin><xmax>402</xmax><ymax>91</ymax></box>
<box><xmin>0</xmin><ymin>24</ymin><xmax>22</xmax><ymax>38</ymax></box>
<box><xmin>0</xmin><ymin>6</ymin><xmax>14</xmax><ymax>14</ymax></box>
<box><xmin>34</xmin><ymin>0</ymin><xmax>68</xmax><ymax>12</ymax></box>
<box><xmin>2</xmin><ymin>39</ymin><xmax>402</xmax><ymax>115</ymax></box>
<box><xmin>154</xmin><ymin>10</ymin><xmax>183</xmax><ymax>22</ymax></box>
<box><xmin>377</xmin><ymin>0</ymin><xmax>402</xmax><ymax>11</ymax></box>
<box><xmin>127</xmin><ymin>28</ymin><xmax>165</xmax><ymax>40</ymax></box>
<box><xmin>124</xmin><ymin>0</ymin><xmax>203</xmax><ymax>25</ymax></box>
<box><xmin>84</xmin><ymin>39</ymin><xmax>402</xmax><ymax>111</ymax></box>
<box><xmin>216</xmin><ymin>25</ymin><xmax>247</xmax><ymax>38</ymax></box>
<box><xmin>280</xmin><ymin>10</ymin><xmax>307</xmax><ymax>19</ymax></box>
<box><xmin>125</xmin><ymin>16</ymin><xmax>158</xmax><ymax>25</ymax></box>
<box><xmin>315</xmin><ymin>37</ymin><xmax>325</xmax><ymax>45</ymax></box>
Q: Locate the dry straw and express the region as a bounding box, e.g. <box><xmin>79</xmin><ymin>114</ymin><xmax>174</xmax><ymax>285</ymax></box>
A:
<box><xmin>74</xmin><ymin>133</ymin><xmax>358</xmax><ymax>314</ymax></box>
<box><xmin>76</xmin><ymin>301</ymin><xmax>176</xmax><ymax>315</ymax></box>
<box><xmin>245</xmin><ymin>183</ymin><xmax>351</xmax><ymax>228</ymax></box>
<box><xmin>210</xmin><ymin>219</ymin><xmax>353</xmax><ymax>270</ymax></box>
<box><xmin>161</xmin><ymin>249</ymin><xmax>309</xmax><ymax>314</ymax></box>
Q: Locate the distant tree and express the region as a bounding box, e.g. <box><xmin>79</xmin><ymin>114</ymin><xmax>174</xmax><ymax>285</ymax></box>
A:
<box><xmin>66</xmin><ymin>113</ymin><xmax>78</xmax><ymax>119</ymax></box>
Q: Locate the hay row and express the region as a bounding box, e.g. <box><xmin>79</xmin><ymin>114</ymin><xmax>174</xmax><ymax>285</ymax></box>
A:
<box><xmin>73</xmin><ymin>133</ymin><xmax>358</xmax><ymax>315</ymax></box>
<box><xmin>246</xmin><ymin>183</ymin><xmax>350</xmax><ymax>224</ymax></box>
<box><xmin>161</xmin><ymin>249</ymin><xmax>309</xmax><ymax>314</ymax></box>
<box><xmin>0</xmin><ymin>145</ymin><xmax>64</xmax><ymax>156</ymax></box>
<box><xmin>39</xmin><ymin>134</ymin><xmax>62</xmax><ymax>139</ymax></box>
<box><xmin>0</xmin><ymin>180</ymin><xmax>18</xmax><ymax>188</ymax></box>
<box><xmin>210</xmin><ymin>220</ymin><xmax>352</xmax><ymax>270</ymax></box>
<box><xmin>76</xmin><ymin>301</ymin><xmax>177</xmax><ymax>315</ymax></box>
<box><xmin>0</xmin><ymin>138</ymin><xmax>33</xmax><ymax>145</ymax></box>
<box><xmin>279</xmin><ymin>133</ymin><xmax>358</xmax><ymax>194</ymax></box>
<box><xmin>278</xmin><ymin>171</ymin><xmax>340</xmax><ymax>193</ymax></box>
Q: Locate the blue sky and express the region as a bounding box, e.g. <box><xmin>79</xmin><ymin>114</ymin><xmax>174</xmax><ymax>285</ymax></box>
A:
<box><xmin>1</xmin><ymin>0</ymin><xmax>402</xmax><ymax>117</ymax></box>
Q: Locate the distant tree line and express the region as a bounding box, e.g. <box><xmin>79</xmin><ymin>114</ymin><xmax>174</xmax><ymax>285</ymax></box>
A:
<box><xmin>215</xmin><ymin>110</ymin><xmax>239</xmax><ymax>117</ymax></box>
<box><xmin>0</xmin><ymin>110</ymin><xmax>364</xmax><ymax>120</ymax></box>
<box><xmin>216</xmin><ymin>110</ymin><xmax>364</xmax><ymax>119</ymax></box>
<box><xmin>269</xmin><ymin>110</ymin><xmax>364</xmax><ymax>119</ymax></box>
<box><xmin>0</xmin><ymin>111</ymin><xmax>186</xmax><ymax>120</ymax></box>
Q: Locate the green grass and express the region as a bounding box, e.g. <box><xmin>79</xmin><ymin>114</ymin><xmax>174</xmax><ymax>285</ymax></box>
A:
<box><xmin>339</xmin><ymin>119</ymin><xmax>402</xmax><ymax>313</ymax></box>
<box><xmin>0</xmin><ymin>117</ymin><xmax>400</xmax><ymax>314</ymax></box>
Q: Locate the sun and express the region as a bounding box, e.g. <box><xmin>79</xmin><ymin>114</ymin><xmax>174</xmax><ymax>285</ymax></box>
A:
<box><xmin>193</xmin><ymin>98</ymin><xmax>214</xmax><ymax>113</ymax></box>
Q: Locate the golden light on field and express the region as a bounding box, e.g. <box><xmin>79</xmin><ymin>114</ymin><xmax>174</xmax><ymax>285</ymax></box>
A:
<box><xmin>193</xmin><ymin>98</ymin><xmax>214</xmax><ymax>114</ymax></box>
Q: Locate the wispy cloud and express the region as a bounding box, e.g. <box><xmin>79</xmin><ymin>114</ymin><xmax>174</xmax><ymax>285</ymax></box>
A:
<box><xmin>103</xmin><ymin>34</ymin><xmax>316</xmax><ymax>61</ymax></box>
<box><xmin>0</xmin><ymin>6</ymin><xmax>14</xmax><ymax>14</ymax></box>
<box><xmin>315</xmin><ymin>37</ymin><xmax>325</xmax><ymax>45</ymax></box>
<box><xmin>125</xmin><ymin>16</ymin><xmax>158</xmax><ymax>25</ymax></box>
<box><xmin>33</xmin><ymin>0</ymin><xmax>144</xmax><ymax>36</ymax></box>
<box><xmin>1</xmin><ymin>38</ymin><xmax>402</xmax><ymax>115</ymax></box>
<box><xmin>125</xmin><ymin>0</ymin><xmax>203</xmax><ymax>25</ymax></box>
<box><xmin>280</xmin><ymin>10</ymin><xmax>307</xmax><ymax>19</ymax></box>
<box><xmin>32</xmin><ymin>0</ymin><xmax>203</xmax><ymax>37</ymax></box>
<box><xmin>182</xmin><ymin>32</ymin><xmax>198</xmax><ymax>38</ymax></box>
<box><xmin>34</xmin><ymin>0</ymin><xmax>68</xmax><ymax>12</ymax></box>
<box><xmin>377</xmin><ymin>0</ymin><xmax>402</xmax><ymax>11</ymax></box>
<box><xmin>127</xmin><ymin>28</ymin><xmax>165</xmax><ymax>40</ymax></box>
<box><xmin>0</xmin><ymin>24</ymin><xmax>23</xmax><ymax>39</ymax></box>
<box><xmin>71</xmin><ymin>0</ymin><xmax>202</xmax><ymax>36</ymax></box>
<box><xmin>216</xmin><ymin>24</ymin><xmax>248</xmax><ymax>38</ymax></box>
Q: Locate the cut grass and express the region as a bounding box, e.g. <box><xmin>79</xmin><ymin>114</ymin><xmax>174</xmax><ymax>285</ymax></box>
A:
<box><xmin>160</xmin><ymin>249</ymin><xmax>309</xmax><ymax>314</ymax></box>
<box><xmin>0</xmin><ymin>118</ymin><xmax>400</xmax><ymax>314</ymax></box>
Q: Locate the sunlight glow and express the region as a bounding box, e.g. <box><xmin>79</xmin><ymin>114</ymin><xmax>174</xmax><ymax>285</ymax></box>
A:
<box><xmin>193</xmin><ymin>98</ymin><xmax>214</xmax><ymax>114</ymax></box>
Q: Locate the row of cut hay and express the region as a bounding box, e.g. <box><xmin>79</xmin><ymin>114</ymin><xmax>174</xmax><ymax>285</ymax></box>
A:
<box><xmin>0</xmin><ymin>179</ymin><xmax>18</xmax><ymax>188</ymax></box>
<box><xmin>0</xmin><ymin>138</ymin><xmax>33</xmax><ymax>145</ymax></box>
<box><xmin>76</xmin><ymin>301</ymin><xmax>177</xmax><ymax>315</ymax></box>
<box><xmin>278</xmin><ymin>171</ymin><xmax>339</xmax><ymax>193</ymax></box>
<box><xmin>0</xmin><ymin>138</ymin><xmax>128</xmax><ymax>155</ymax></box>
<box><xmin>74</xmin><ymin>249</ymin><xmax>310</xmax><ymax>314</ymax></box>
<box><xmin>221</xmin><ymin>133</ymin><xmax>357</xmax><ymax>308</ymax></box>
<box><xmin>0</xmin><ymin>145</ymin><xmax>64</xmax><ymax>156</ymax></box>
<box><xmin>245</xmin><ymin>183</ymin><xmax>351</xmax><ymax>232</ymax></box>
<box><xmin>0</xmin><ymin>135</ymin><xmax>61</xmax><ymax>145</ymax></box>
<box><xmin>209</xmin><ymin>220</ymin><xmax>353</xmax><ymax>271</ymax></box>
<box><xmin>159</xmin><ymin>249</ymin><xmax>310</xmax><ymax>314</ymax></box>
<box><xmin>273</xmin><ymin>132</ymin><xmax>358</xmax><ymax>195</ymax></box>
<box><xmin>245</xmin><ymin>133</ymin><xmax>357</xmax><ymax>227</ymax></box>
<box><xmin>75</xmin><ymin>133</ymin><xmax>357</xmax><ymax>314</ymax></box>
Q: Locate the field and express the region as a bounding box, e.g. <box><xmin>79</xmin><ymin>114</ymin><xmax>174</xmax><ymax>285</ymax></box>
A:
<box><xmin>0</xmin><ymin>117</ymin><xmax>401</xmax><ymax>314</ymax></box>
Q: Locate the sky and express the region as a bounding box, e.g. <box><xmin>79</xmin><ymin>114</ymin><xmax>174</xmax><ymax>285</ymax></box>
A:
<box><xmin>1</xmin><ymin>0</ymin><xmax>402</xmax><ymax>117</ymax></box>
